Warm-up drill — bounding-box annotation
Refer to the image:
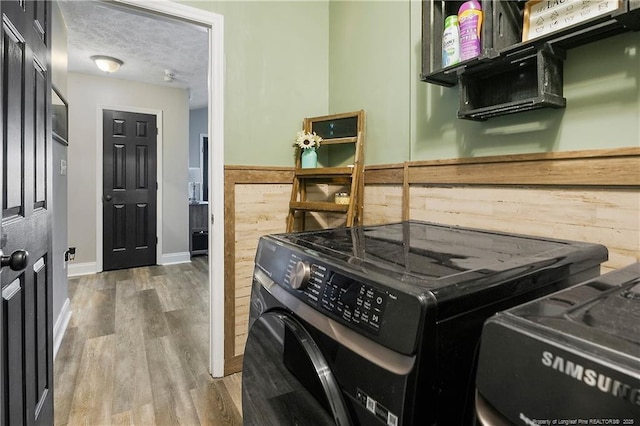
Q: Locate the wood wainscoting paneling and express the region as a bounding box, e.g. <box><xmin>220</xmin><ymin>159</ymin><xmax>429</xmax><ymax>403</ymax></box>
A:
<box><xmin>364</xmin><ymin>163</ymin><xmax>404</xmax><ymax>185</ymax></box>
<box><xmin>363</xmin><ymin>185</ymin><xmax>404</xmax><ymax>225</ymax></box>
<box><xmin>395</xmin><ymin>148</ymin><xmax>639</xmax><ymax>273</ymax></box>
<box><xmin>406</xmin><ymin>147</ymin><xmax>640</xmax><ymax>186</ymax></box>
<box><xmin>363</xmin><ymin>164</ymin><xmax>405</xmax><ymax>225</ymax></box>
<box><xmin>224</xmin><ymin>166</ymin><xmax>293</xmax><ymax>375</ymax></box>
<box><xmin>410</xmin><ymin>186</ymin><xmax>639</xmax><ymax>272</ymax></box>
<box><xmin>224</xmin><ymin>149</ymin><xmax>638</xmax><ymax>374</ymax></box>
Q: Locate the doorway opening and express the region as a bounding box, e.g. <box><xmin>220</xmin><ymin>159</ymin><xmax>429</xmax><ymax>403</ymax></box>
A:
<box><xmin>79</xmin><ymin>0</ymin><xmax>225</xmax><ymax>376</ymax></box>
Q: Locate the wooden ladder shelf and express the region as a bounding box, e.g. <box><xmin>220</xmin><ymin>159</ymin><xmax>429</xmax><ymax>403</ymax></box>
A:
<box><xmin>286</xmin><ymin>110</ymin><xmax>365</xmax><ymax>233</ymax></box>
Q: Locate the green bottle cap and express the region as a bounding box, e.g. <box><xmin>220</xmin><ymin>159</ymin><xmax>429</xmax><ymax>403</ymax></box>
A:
<box><xmin>444</xmin><ymin>15</ymin><xmax>459</xmax><ymax>28</ymax></box>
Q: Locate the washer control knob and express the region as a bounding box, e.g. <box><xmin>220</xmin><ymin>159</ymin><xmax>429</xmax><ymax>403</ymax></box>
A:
<box><xmin>290</xmin><ymin>261</ymin><xmax>311</xmax><ymax>290</ymax></box>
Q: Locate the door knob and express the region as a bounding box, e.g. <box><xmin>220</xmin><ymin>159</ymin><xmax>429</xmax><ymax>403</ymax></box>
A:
<box><xmin>104</xmin><ymin>194</ymin><xmax>112</xmax><ymax>201</ymax></box>
<box><xmin>1</xmin><ymin>249</ymin><xmax>29</xmax><ymax>271</ymax></box>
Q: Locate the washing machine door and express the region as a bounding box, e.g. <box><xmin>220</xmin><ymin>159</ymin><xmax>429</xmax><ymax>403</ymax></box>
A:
<box><xmin>242</xmin><ymin>311</ymin><xmax>352</xmax><ymax>426</ymax></box>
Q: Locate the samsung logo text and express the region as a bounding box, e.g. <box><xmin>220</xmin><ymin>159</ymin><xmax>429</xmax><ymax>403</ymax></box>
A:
<box><xmin>541</xmin><ymin>351</ymin><xmax>640</xmax><ymax>407</ymax></box>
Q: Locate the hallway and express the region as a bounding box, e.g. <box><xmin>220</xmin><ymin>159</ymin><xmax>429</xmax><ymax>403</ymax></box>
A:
<box><xmin>54</xmin><ymin>257</ymin><xmax>242</xmax><ymax>425</ymax></box>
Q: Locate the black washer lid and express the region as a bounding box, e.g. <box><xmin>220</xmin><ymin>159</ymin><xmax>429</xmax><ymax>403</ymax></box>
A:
<box><xmin>272</xmin><ymin>221</ymin><xmax>607</xmax><ymax>301</ymax></box>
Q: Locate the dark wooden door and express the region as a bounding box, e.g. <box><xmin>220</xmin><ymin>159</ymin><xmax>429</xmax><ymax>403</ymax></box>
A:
<box><xmin>202</xmin><ymin>136</ymin><xmax>208</xmax><ymax>201</ymax></box>
<box><xmin>0</xmin><ymin>0</ymin><xmax>54</xmax><ymax>425</ymax></box>
<box><xmin>103</xmin><ymin>110</ymin><xmax>157</xmax><ymax>271</ymax></box>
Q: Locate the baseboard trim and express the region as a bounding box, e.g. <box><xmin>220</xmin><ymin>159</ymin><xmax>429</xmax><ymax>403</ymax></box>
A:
<box><xmin>159</xmin><ymin>252</ymin><xmax>191</xmax><ymax>265</ymax></box>
<box><xmin>67</xmin><ymin>261</ymin><xmax>98</xmax><ymax>277</ymax></box>
<box><xmin>53</xmin><ymin>298</ymin><xmax>72</xmax><ymax>360</ymax></box>
<box><xmin>67</xmin><ymin>254</ymin><xmax>190</xmax><ymax>274</ymax></box>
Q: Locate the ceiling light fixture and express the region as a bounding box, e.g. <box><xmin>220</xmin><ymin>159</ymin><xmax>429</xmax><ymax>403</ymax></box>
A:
<box><xmin>164</xmin><ymin>69</ymin><xmax>175</xmax><ymax>82</ymax></box>
<box><xmin>91</xmin><ymin>55</ymin><xmax>123</xmax><ymax>73</ymax></box>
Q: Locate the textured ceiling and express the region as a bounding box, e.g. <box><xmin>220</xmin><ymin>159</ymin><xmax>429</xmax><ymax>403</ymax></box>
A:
<box><xmin>58</xmin><ymin>0</ymin><xmax>209</xmax><ymax>109</ymax></box>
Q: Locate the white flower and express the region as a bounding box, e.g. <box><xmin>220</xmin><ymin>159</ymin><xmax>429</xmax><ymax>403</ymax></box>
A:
<box><xmin>294</xmin><ymin>131</ymin><xmax>322</xmax><ymax>150</ymax></box>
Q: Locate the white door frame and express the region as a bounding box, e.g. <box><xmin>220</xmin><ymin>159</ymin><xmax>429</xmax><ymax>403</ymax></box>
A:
<box><xmin>112</xmin><ymin>0</ymin><xmax>225</xmax><ymax>377</ymax></box>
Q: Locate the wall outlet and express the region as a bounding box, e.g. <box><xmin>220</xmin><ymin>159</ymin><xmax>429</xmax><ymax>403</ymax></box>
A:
<box><xmin>65</xmin><ymin>247</ymin><xmax>76</xmax><ymax>262</ymax></box>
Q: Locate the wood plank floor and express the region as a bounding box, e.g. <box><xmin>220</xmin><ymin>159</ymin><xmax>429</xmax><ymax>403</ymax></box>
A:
<box><xmin>54</xmin><ymin>257</ymin><xmax>243</xmax><ymax>425</ymax></box>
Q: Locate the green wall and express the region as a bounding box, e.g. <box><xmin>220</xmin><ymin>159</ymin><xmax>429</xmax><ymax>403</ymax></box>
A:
<box><xmin>185</xmin><ymin>1</ymin><xmax>330</xmax><ymax>166</ymax></box>
<box><xmin>187</xmin><ymin>0</ymin><xmax>639</xmax><ymax>166</ymax></box>
<box><xmin>333</xmin><ymin>1</ymin><xmax>640</xmax><ymax>163</ymax></box>
<box><xmin>329</xmin><ymin>1</ymin><xmax>411</xmax><ymax>165</ymax></box>
<box><xmin>411</xmin><ymin>32</ymin><xmax>640</xmax><ymax>160</ymax></box>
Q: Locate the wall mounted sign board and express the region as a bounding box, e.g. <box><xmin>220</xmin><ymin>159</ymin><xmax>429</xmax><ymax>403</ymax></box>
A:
<box><xmin>523</xmin><ymin>0</ymin><xmax>622</xmax><ymax>42</ymax></box>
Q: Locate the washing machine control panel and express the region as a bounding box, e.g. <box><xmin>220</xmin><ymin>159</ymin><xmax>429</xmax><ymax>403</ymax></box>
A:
<box><xmin>256</xmin><ymin>237</ymin><xmax>423</xmax><ymax>354</ymax></box>
<box><xmin>321</xmin><ymin>272</ymin><xmax>387</xmax><ymax>334</ymax></box>
<box><xmin>284</xmin><ymin>252</ymin><xmax>387</xmax><ymax>335</ymax></box>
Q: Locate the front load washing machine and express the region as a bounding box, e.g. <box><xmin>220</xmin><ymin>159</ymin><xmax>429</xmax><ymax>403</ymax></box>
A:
<box><xmin>242</xmin><ymin>221</ymin><xmax>607</xmax><ymax>425</ymax></box>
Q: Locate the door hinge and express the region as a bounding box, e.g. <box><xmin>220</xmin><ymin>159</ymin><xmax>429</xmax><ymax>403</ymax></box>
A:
<box><xmin>211</xmin><ymin>214</ymin><xmax>214</xmax><ymax>225</ymax></box>
<box><xmin>156</xmin><ymin>182</ymin><xmax>158</xmax><ymax>190</ymax></box>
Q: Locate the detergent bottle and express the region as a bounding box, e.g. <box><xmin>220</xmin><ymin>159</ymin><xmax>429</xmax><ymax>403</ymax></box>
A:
<box><xmin>458</xmin><ymin>0</ymin><xmax>483</xmax><ymax>61</ymax></box>
<box><xmin>442</xmin><ymin>15</ymin><xmax>460</xmax><ymax>67</ymax></box>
